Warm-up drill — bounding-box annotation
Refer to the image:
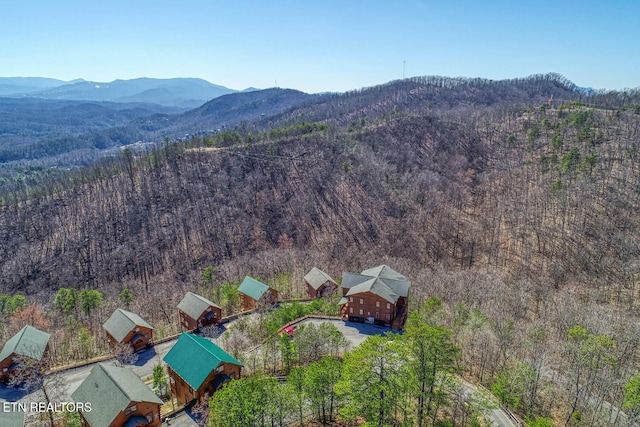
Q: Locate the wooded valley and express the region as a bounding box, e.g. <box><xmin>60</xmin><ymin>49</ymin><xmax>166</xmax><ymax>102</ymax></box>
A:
<box><xmin>1</xmin><ymin>73</ymin><xmax>640</xmax><ymax>426</ymax></box>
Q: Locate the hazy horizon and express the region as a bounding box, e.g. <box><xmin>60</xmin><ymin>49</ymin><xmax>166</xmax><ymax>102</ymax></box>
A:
<box><xmin>1</xmin><ymin>1</ymin><xmax>639</xmax><ymax>93</ymax></box>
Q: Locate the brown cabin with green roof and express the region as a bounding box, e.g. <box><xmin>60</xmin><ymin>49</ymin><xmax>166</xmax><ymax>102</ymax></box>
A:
<box><xmin>163</xmin><ymin>333</ymin><xmax>243</xmax><ymax>405</ymax></box>
<box><xmin>103</xmin><ymin>309</ymin><xmax>154</xmax><ymax>352</ymax></box>
<box><xmin>237</xmin><ymin>276</ymin><xmax>278</xmax><ymax>311</ymax></box>
<box><xmin>177</xmin><ymin>292</ymin><xmax>222</xmax><ymax>331</ymax></box>
<box><xmin>72</xmin><ymin>363</ymin><xmax>162</xmax><ymax>427</ymax></box>
<box><xmin>0</xmin><ymin>325</ymin><xmax>50</xmax><ymax>382</ymax></box>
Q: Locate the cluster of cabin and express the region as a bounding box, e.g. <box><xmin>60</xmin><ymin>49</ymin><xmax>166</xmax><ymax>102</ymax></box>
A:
<box><xmin>100</xmin><ymin>275</ymin><xmax>279</xmax><ymax>356</ymax></box>
<box><xmin>0</xmin><ymin>265</ymin><xmax>410</xmax><ymax>427</ymax></box>
<box><xmin>70</xmin><ymin>333</ymin><xmax>244</xmax><ymax>427</ymax></box>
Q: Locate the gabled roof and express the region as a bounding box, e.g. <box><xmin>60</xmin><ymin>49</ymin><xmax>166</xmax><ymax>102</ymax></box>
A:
<box><xmin>103</xmin><ymin>309</ymin><xmax>153</xmax><ymax>343</ymax></box>
<box><xmin>71</xmin><ymin>363</ymin><xmax>162</xmax><ymax>427</ymax></box>
<box><xmin>0</xmin><ymin>325</ymin><xmax>50</xmax><ymax>363</ymax></box>
<box><xmin>346</xmin><ymin>278</ymin><xmax>400</xmax><ymax>304</ymax></box>
<box><xmin>304</xmin><ymin>267</ymin><xmax>337</xmax><ymax>290</ymax></box>
<box><xmin>163</xmin><ymin>333</ymin><xmax>243</xmax><ymax>390</ymax></box>
<box><xmin>0</xmin><ymin>398</ymin><xmax>25</xmax><ymax>426</ymax></box>
<box><xmin>361</xmin><ymin>265</ymin><xmax>407</xmax><ymax>281</ymax></box>
<box><xmin>341</xmin><ymin>272</ymin><xmax>372</xmax><ymax>289</ymax></box>
<box><xmin>237</xmin><ymin>276</ymin><xmax>270</xmax><ymax>301</ymax></box>
<box><xmin>341</xmin><ymin>265</ymin><xmax>411</xmax><ymax>303</ymax></box>
<box><xmin>177</xmin><ymin>292</ymin><xmax>221</xmax><ymax>320</ymax></box>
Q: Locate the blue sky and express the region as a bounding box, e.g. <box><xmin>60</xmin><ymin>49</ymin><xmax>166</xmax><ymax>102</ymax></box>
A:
<box><xmin>1</xmin><ymin>1</ymin><xmax>638</xmax><ymax>93</ymax></box>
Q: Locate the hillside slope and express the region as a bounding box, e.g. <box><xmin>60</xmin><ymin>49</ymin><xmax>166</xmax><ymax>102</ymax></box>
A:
<box><xmin>1</xmin><ymin>95</ymin><xmax>640</xmax><ymax>305</ymax></box>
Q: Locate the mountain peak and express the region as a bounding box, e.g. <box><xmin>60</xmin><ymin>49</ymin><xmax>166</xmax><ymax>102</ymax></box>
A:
<box><xmin>1</xmin><ymin>77</ymin><xmax>238</xmax><ymax>108</ymax></box>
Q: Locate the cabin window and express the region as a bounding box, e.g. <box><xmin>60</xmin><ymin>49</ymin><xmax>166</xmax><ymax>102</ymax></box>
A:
<box><xmin>207</xmin><ymin>307</ymin><xmax>211</xmax><ymax>312</ymax></box>
<box><xmin>216</xmin><ymin>365</ymin><xmax>224</xmax><ymax>373</ymax></box>
<box><xmin>387</xmin><ymin>303</ymin><xmax>391</xmax><ymax>309</ymax></box>
<box><xmin>349</xmin><ymin>307</ymin><xmax>353</xmax><ymax>314</ymax></box>
<box><xmin>146</xmin><ymin>413</ymin><xmax>153</xmax><ymax>423</ymax></box>
<box><xmin>125</xmin><ymin>405</ymin><xmax>137</xmax><ymax>415</ymax></box>
<box><xmin>348</xmin><ymin>297</ymin><xmax>353</xmax><ymax>302</ymax></box>
<box><xmin>386</xmin><ymin>314</ymin><xmax>390</xmax><ymax>320</ymax></box>
<box><xmin>375</xmin><ymin>312</ymin><xmax>379</xmax><ymax>319</ymax></box>
<box><xmin>135</xmin><ymin>327</ymin><xmax>140</xmax><ymax>332</ymax></box>
<box><xmin>359</xmin><ymin>298</ymin><xmax>363</xmax><ymax>304</ymax></box>
<box><xmin>376</xmin><ymin>301</ymin><xmax>380</xmax><ymax>307</ymax></box>
<box><xmin>359</xmin><ymin>309</ymin><xmax>363</xmax><ymax>315</ymax></box>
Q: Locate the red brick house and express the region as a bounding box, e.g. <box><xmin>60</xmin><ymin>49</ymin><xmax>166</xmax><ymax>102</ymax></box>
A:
<box><xmin>0</xmin><ymin>325</ymin><xmax>50</xmax><ymax>382</ymax></box>
<box><xmin>163</xmin><ymin>333</ymin><xmax>243</xmax><ymax>405</ymax></box>
<box><xmin>177</xmin><ymin>292</ymin><xmax>222</xmax><ymax>330</ymax></box>
<box><xmin>72</xmin><ymin>363</ymin><xmax>162</xmax><ymax>427</ymax></box>
<box><xmin>339</xmin><ymin>265</ymin><xmax>411</xmax><ymax>329</ymax></box>
<box><xmin>103</xmin><ymin>309</ymin><xmax>154</xmax><ymax>352</ymax></box>
<box><xmin>237</xmin><ymin>276</ymin><xmax>279</xmax><ymax>311</ymax></box>
<box><xmin>304</xmin><ymin>267</ymin><xmax>338</xmax><ymax>299</ymax></box>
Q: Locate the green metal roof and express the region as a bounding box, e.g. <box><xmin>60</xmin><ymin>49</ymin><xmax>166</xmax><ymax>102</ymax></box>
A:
<box><xmin>304</xmin><ymin>267</ymin><xmax>336</xmax><ymax>290</ymax></box>
<box><xmin>237</xmin><ymin>276</ymin><xmax>270</xmax><ymax>301</ymax></box>
<box><xmin>163</xmin><ymin>333</ymin><xmax>242</xmax><ymax>390</ymax></box>
<box><xmin>0</xmin><ymin>398</ymin><xmax>25</xmax><ymax>426</ymax></box>
<box><xmin>0</xmin><ymin>325</ymin><xmax>50</xmax><ymax>363</ymax></box>
<box><xmin>71</xmin><ymin>363</ymin><xmax>162</xmax><ymax>427</ymax></box>
<box><xmin>103</xmin><ymin>309</ymin><xmax>153</xmax><ymax>343</ymax></box>
<box><xmin>177</xmin><ymin>292</ymin><xmax>221</xmax><ymax>320</ymax></box>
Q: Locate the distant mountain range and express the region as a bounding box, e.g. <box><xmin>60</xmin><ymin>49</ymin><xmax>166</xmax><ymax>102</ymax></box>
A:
<box><xmin>0</xmin><ymin>77</ymin><xmax>243</xmax><ymax>108</ymax></box>
<box><xmin>2</xmin><ymin>72</ymin><xmax>635</xmax><ymax>179</ymax></box>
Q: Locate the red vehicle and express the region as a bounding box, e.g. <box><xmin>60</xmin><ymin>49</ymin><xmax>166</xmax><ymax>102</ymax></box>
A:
<box><xmin>280</xmin><ymin>325</ymin><xmax>296</xmax><ymax>338</ymax></box>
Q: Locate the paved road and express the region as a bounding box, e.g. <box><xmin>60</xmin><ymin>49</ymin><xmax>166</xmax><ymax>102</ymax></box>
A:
<box><xmin>293</xmin><ymin>318</ymin><xmax>518</xmax><ymax>427</ymax></box>
<box><xmin>48</xmin><ymin>338</ymin><xmax>181</xmax><ymax>402</ymax></box>
<box><xmin>164</xmin><ymin>410</ymin><xmax>198</xmax><ymax>427</ymax></box>
<box><xmin>297</xmin><ymin>317</ymin><xmax>400</xmax><ymax>348</ymax></box>
<box><xmin>459</xmin><ymin>380</ymin><xmax>518</xmax><ymax>427</ymax></box>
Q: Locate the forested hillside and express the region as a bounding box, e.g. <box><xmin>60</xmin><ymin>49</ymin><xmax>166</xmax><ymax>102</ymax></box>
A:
<box><xmin>2</xmin><ymin>74</ymin><xmax>639</xmax><ymax>299</ymax></box>
<box><xmin>0</xmin><ymin>88</ymin><xmax>313</xmax><ymax>179</ymax></box>
<box><xmin>2</xmin><ymin>73</ymin><xmax>640</xmax><ymax>425</ymax></box>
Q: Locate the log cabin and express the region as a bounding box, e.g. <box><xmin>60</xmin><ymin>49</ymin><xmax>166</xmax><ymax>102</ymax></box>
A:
<box><xmin>163</xmin><ymin>333</ymin><xmax>243</xmax><ymax>406</ymax></box>
<box><xmin>177</xmin><ymin>292</ymin><xmax>222</xmax><ymax>331</ymax></box>
<box><xmin>237</xmin><ymin>276</ymin><xmax>278</xmax><ymax>311</ymax></box>
<box><xmin>304</xmin><ymin>267</ymin><xmax>338</xmax><ymax>299</ymax></box>
<box><xmin>72</xmin><ymin>363</ymin><xmax>163</xmax><ymax>427</ymax></box>
<box><xmin>0</xmin><ymin>325</ymin><xmax>50</xmax><ymax>382</ymax></box>
<box><xmin>103</xmin><ymin>309</ymin><xmax>154</xmax><ymax>352</ymax></box>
